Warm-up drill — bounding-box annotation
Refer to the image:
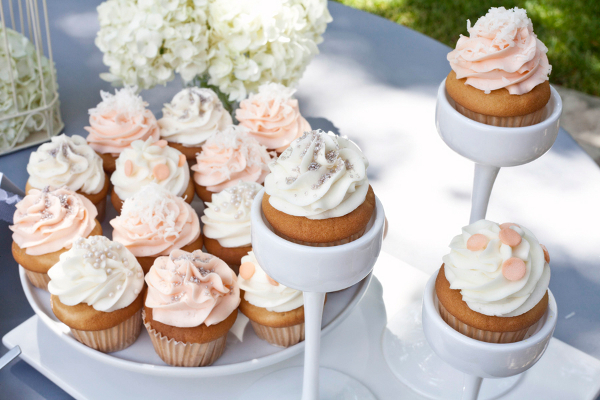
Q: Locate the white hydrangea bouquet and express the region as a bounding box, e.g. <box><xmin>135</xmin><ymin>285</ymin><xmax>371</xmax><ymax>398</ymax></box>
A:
<box><xmin>95</xmin><ymin>0</ymin><xmax>331</xmax><ymax>107</ymax></box>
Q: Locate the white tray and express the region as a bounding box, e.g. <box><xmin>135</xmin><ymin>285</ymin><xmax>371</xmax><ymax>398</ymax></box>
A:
<box><xmin>19</xmin><ymin>266</ymin><xmax>371</xmax><ymax>377</ymax></box>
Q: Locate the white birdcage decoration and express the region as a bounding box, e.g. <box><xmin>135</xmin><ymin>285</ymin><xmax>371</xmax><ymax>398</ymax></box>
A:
<box><xmin>0</xmin><ymin>0</ymin><xmax>62</xmax><ymax>155</ymax></box>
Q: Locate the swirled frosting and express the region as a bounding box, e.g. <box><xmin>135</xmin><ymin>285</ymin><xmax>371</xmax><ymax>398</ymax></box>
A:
<box><xmin>27</xmin><ymin>134</ymin><xmax>105</xmax><ymax>195</ymax></box>
<box><xmin>111</xmin><ymin>138</ymin><xmax>190</xmax><ymax>200</ymax></box>
<box><xmin>158</xmin><ymin>87</ymin><xmax>233</xmax><ymax>146</ymax></box>
<box><xmin>201</xmin><ymin>181</ymin><xmax>261</xmax><ymax>248</ymax></box>
<box><xmin>145</xmin><ymin>249</ymin><xmax>240</xmax><ymax>327</ymax></box>
<box><xmin>236</xmin><ymin>83</ymin><xmax>311</xmax><ymax>152</ymax></box>
<box><xmin>442</xmin><ymin>220</ymin><xmax>550</xmax><ymax>317</ymax></box>
<box><xmin>85</xmin><ymin>86</ymin><xmax>160</xmax><ymax>154</ymax></box>
<box><xmin>238</xmin><ymin>252</ymin><xmax>303</xmax><ymax>312</ymax></box>
<box><xmin>264</xmin><ymin>130</ymin><xmax>369</xmax><ymax>220</ymax></box>
<box><xmin>10</xmin><ymin>188</ymin><xmax>97</xmax><ymax>256</ymax></box>
<box><xmin>48</xmin><ymin>235</ymin><xmax>145</xmax><ymax>312</ymax></box>
<box><xmin>110</xmin><ymin>183</ymin><xmax>200</xmax><ymax>257</ymax></box>
<box><xmin>191</xmin><ymin>125</ymin><xmax>272</xmax><ymax>192</ymax></box>
<box><xmin>447</xmin><ymin>7</ymin><xmax>552</xmax><ymax>95</ymax></box>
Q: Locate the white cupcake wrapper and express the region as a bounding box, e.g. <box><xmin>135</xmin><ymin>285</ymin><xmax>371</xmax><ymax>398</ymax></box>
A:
<box><xmin>143</xmin><ymin>310</ymin><xmax>227</xmax><ymax>367</ymax></box>
<box><xmin>24</xmin><ymin>269</ymin><xmax>50</xmax><ymax>291</ymax></box>
<box><xmin>453</xmin><ymin>102</ymin><xmax>546</xmax><ymax>127</ymax></box>
<box><xmin>70</xmin><ymin>308</ymin><xmax>142</xmax><ymax>353</ymax></box>
<box><xmin>250</xmin><ymin>321</ymin><xmax>305</xmax><ymax>348</ymax></box>
<box><xmin>438</xmin><ymin>300</ymin><xmax>539</xmax><ymax>344</ymax></box>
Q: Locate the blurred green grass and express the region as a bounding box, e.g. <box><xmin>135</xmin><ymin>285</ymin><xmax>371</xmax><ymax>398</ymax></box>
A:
<box><xmin>334</xmin><ymin>0</ymin><xmax>600</xmax><ymax>96</ymax></box>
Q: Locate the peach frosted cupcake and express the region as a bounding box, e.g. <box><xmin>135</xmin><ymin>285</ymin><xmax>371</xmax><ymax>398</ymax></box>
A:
<box><xmin>263</xmin><ymin>130</ymin><xmax>375</xmax><ymax>246</ymax></box>
<box><xmin>11</xmin><ymin>187</ymin><xmax>102</xmax><ymax>290</ymax></box>
<box><xmin>191</xmin><ymin>125</ymin><xmax>272</xmax><ymax>203</ymax></box>
<box><xmin>111</xmin><ymin>183</ymin><xmax>202</xmax><ymax>274</ymax></box>
<box><xmin>436</xmin><ymin>220</ymin><xmax>551</xmax><ymax>343</ymax></box>
<box><xmin>110</xmin><ymin>137</ymin><xmax>194</xmax><ymax>213</ymax></box>
<box><xmin>158</xmin><ymin>87</ymin><xmax>232</xmax><ymax>161</ymax></box>
<box><xmin>201</xmin><ymin>181</ymin><xmax>261</xmax><ymax>272</ymax></box>
<box><xmin>143</xmin><ymin>249</ymin><xmax>240</xmax><ymax>367</ymax></box>
<box><xmin>446</xmin><ymin>7</ymin><xmax>552</xmax><ymax>127</ymax></box>
<box><xmin>85</xmin><ymin>86</ymin><xmax>160</xmax><ymax>174</ymax></box>
<box><xmin>26</xmin><ymin>134</ymin><xmax>109</xmax><ymax>221</ymax></box>
<box><xmin>235</xmin><ymin>83</ymin><xmax>311</xmax><ymax>153</ymax></box>
<box><xmin>238</xmin><ymin>252</ymin><xmax>305</xmax><ymax>347</ymax></box>
<box><xmin>48</xmin><ymin>236</ymin><xmax>145</xmax><ymax>353</ymax></box>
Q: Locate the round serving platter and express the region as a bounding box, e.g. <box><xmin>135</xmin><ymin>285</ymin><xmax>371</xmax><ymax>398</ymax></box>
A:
<box><xmin>20</xmin><ymin>266</ymin><xmax>371</xmax><ymax>378</ymax></box>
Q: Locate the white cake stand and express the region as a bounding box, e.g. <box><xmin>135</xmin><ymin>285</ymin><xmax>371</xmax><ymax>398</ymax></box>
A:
<box><xmin>247</xmin><ymin>189</ymin><xmax>385</xmax><ymax>400</ymax></box>
<box><xmin>382</xmin><ymin>80</ymin><xmax>562</xmax><ymax>399</ymax></box>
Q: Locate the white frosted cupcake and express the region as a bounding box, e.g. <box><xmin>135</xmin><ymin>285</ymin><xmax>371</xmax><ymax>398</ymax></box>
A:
<box><xmin>201</xmin><ymin>181</ymin><xmax>261</xmax><ymax>271</ymax></box>
<box><xmin>158</xmin><ymin>87</ymin><xmax>233</xmax><ymax>161</ymax></box>
<box><xmin>26</xmin><ymin>134</ymin><xmax>109</xmax><ymax>221</ymax></box>
<box><xmin>110</xmin><ymin>137</ymin><xmax>194</xmax><ymax>213</ymax></box>
<box><xmin>48</xmin><ymin>236</ymin><xmax>145</xmax><ymax>352</ymax></box>
<box><xmin>238</xmin><ymin>252</ymin><xmax>305</xmax><ymax>347</ymax></box>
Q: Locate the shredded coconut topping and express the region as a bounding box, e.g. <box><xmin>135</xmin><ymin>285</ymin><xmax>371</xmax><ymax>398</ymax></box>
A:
<box><xmin>250</xmin><ymin>82</ymin><xmax>296</xmax><ymax>103</ymax></box>
<box><xmin>88</xmin><ymin>86</ymin><xmax>147</xmax><ymax>117</ymax></box>
<box><xmin>467</xmin><ymin>7</ymin><xmax>532</xmax><ymax>46</ymax></box>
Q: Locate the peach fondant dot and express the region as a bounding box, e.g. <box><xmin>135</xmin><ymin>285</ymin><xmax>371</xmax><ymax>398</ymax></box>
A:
<box><xmin>502</xmin><ymin>257</ymin><xmax>526</xmax><ymax>281</ymax></box>
<box><xmin>124</xmin><ymin>160</ymin><xmax>133</xmax><ymax>177</ymax></box>
<box><xmin>540</xmin><ymin>244</ymin><xmax>550</xmax><ymax>263</ymax></box>
<box><xmin>178</xmin><ymin>153</ymin><xmax>186</xmax><ymax>167</ymax></box>
<box><xmin>239</xmin><ymin>262</ymin><xmax>255</xmax><ymax>280</ymax></box>
<box><xmin>466</xmin><ymin>234</ymin><xmax>489</xmax><ymax>251</ymax></box>
<box><xmin>499</xmin><ymin>228</ymin><xmax>522</xmax><ymax>247</ymax></box>
<box><xmin>267</xmin><ymin>276</ymin><xmax>279</xmax><ymax>286</ymax></box>
<box><xmin>153</xmin><ymin>164</ymin><xmax>170</xmax><ymax>181</ymax></box>
<box><xmin>155</xmin><ymin>139</ymin><xmax>168</xmax><ymax>148</ymax></box>
<box><xmin>500</xmin><ymin>222</ymin><xmax>520</xmax><ymax>230</ymax></box>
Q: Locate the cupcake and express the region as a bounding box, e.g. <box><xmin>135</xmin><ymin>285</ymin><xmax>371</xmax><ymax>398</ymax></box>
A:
<box><xmin>263</xmin><ymin>130</ymin><xmax>375</xmax><ymax>246</ymax></box>
<box><xmin>11</xmin><ymin>187</ymin><xmax>102</xmax><ymax>290</ymax></box>
<box><xmin>111</xmin><ymin>183</ymin><xmax>202</xmax><ymax>274</ymax></box>
<box><xmin>143</xmin><ymin>249</ymin><xmax>240</xmax><ymax>367</ymax></box>
<box><xmin>110</xmin><ymin>137</ymin><xmax>194</xmax><ymax>213</ymax></box>
<box><xmin>48</xmin><ymin>235</ymin><xmax>145</xmax><ymax>352</ymax></box>
<box><xmin>25</xmin><ymin>134</ymin><xmax>109</xmax><ymax>221</ymax></box>
<box><xmin>238</xmin><ymin>252</ymin><xmax>305</xmax><ymax>347</ymax></box>
<box><xmin>446</xmin><ymin>7</ymin><xmax>552</xmax><ymax>127</ymax></box>
<box><xmin>436</xmin><ymin>220</ymin><xmax>551</xmax><ymax>343</ymax></box>
<box><xmin>85</xmin><ymin>86</ymin><xmax>160</xmax><ymax>174</ymax></box>
<box><xmin>191</xmin><ymin>125</ymin><xmax>272</xmax><ymax>203</ymax></box>
<box><xmin>201</xmin><ymin>181</ymin><xmax>261</xmax><ymax>272</ymax></box>
<box><xmin>236</xmin><ymin>83</ymin><xmax>311</xmax><ymax>154</ymax></box>
<box><xmin>158</xmin><ymin>87</ymin><xmax>233</xmax><ymax>161</ymax></box>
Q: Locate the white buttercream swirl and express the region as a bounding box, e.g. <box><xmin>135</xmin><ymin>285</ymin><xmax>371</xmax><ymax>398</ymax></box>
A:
<box><xmin>111</xmin><ymin>138</ymin><xmax>190</xmax><ymax>200</ymax></box>
<box><xmin>201</xmin><ymin>181</ymin><xmax>261</xmax><ymax>248</ymax></box>
<box><xmin>158</xmin><ymin>87</ymin><xmax>233</xmax><ymax>146</ymax></box>
<box><xmin>442</xmin><ymin>220</ymin><xmax>550</xmax><ymax>317</ymax></box>
<box><xmin>48</xmin><ymin>235</ymin><xmax>145</xmax><ymax>312</ymax></box>
<box><xmin>27</xmin><ymin>134</ymin><xmax>105</xmax><ymax>195</ymax></box>
<box><xmin>264</xmin><ymin>130</ymin><xmax>369</xmax><ymax>219</ymax></box>
<box><xmin>238</xmin><ymin>252</ymin><xmax>303</xmax><ymax>312</ymax></box>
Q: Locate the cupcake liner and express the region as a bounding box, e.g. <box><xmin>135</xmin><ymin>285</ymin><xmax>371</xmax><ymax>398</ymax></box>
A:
<box><xmin>24</xmin><ymin>270</ymin><xmax>50</xmax><ymax>291</ymax></box>
<box><xmin>453</xmin><ymin>102</ymin><xmax>546</xmax><ymax>127</ymax></box>
<box><xmin>250</xmin><ymin>321</ymin><xmax>305</xmax><ymax>348</ymax></box>
<box><xmin>143</xmin><ymin>310</ymin><xmax>227</xmax><ymax>367</ymax></box>
<box><xmin>437</xmin><ymin>299</ymin><xmax>536</xmax><ymax>344</ymax></box>
<box><xmin>70</xmin><ymin>308</ymin><xmax>142</xmax><ymax>353</ymax></box>
<box><xmin>277</xmin><ymin>226</ymin><xmax>367</xmax><ymax>247</ymax></box>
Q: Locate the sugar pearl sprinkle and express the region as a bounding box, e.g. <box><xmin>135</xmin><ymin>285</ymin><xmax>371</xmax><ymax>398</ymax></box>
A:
<box><xmin>212</xmin><ymin>182</ymin><xmax>258</xmax><ymax>214</ymax></box>
<box><xmin>74</xmin><ymin>237</ymin><xmax>138</xmax><ymax>282</ymax></box>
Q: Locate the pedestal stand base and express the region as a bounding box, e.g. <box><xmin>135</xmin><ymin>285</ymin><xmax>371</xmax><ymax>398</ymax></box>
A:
<box><xmin>241</xmin><ymin>367</ymin><xmax>376</xmax><ymax>400</ymax></box>
<box><xmin>382</xmin><ymin>302</ymin><xmax>523</xmax><ymax>400</ymax></box>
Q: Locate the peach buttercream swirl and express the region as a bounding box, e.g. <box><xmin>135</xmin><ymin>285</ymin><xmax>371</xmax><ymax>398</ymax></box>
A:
<box><xmin>447</xmin><ymin>7</ymin><xmax>552</xmax><ymax>95</ymax></box>
<box><xmin>110</xmin><ymin>183</ymin><xmax>200</xmax><ymax>257</ymax></box>
<box><xmin>145</xmin><ymin>249</ymin><xmax>240</xmax><ymax>328</ymax></box>
<box><xmin>236</xmin><ymin>83</ymin><xmax>311</xmax><ymax>152</ymax></box>
<box><xmin>192</xmin><ymin>125</ymin><xmax>273</xmax><ymax>192</ymax></box>
<box><xmin>10</xmin><ymin>187</ymin><xmax>97</xmax><ymax>256</ymax></box>
<box><xmin>85</xmin><ymin>86</ymin><xmax>160</xmax><ymax>154</ymax></box>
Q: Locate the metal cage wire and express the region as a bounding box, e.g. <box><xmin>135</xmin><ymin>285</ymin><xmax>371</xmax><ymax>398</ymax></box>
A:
<box><xmin>0</xmin><ymin>0</ymin><xmax>63</xmax><ymax>155</ymax></box>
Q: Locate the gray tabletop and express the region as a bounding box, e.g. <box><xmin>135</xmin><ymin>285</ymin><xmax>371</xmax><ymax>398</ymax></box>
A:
<box><xmin>1</xmin><ymin>1</ymin><xmax>599</xmax><ymax>399</ymax></box>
